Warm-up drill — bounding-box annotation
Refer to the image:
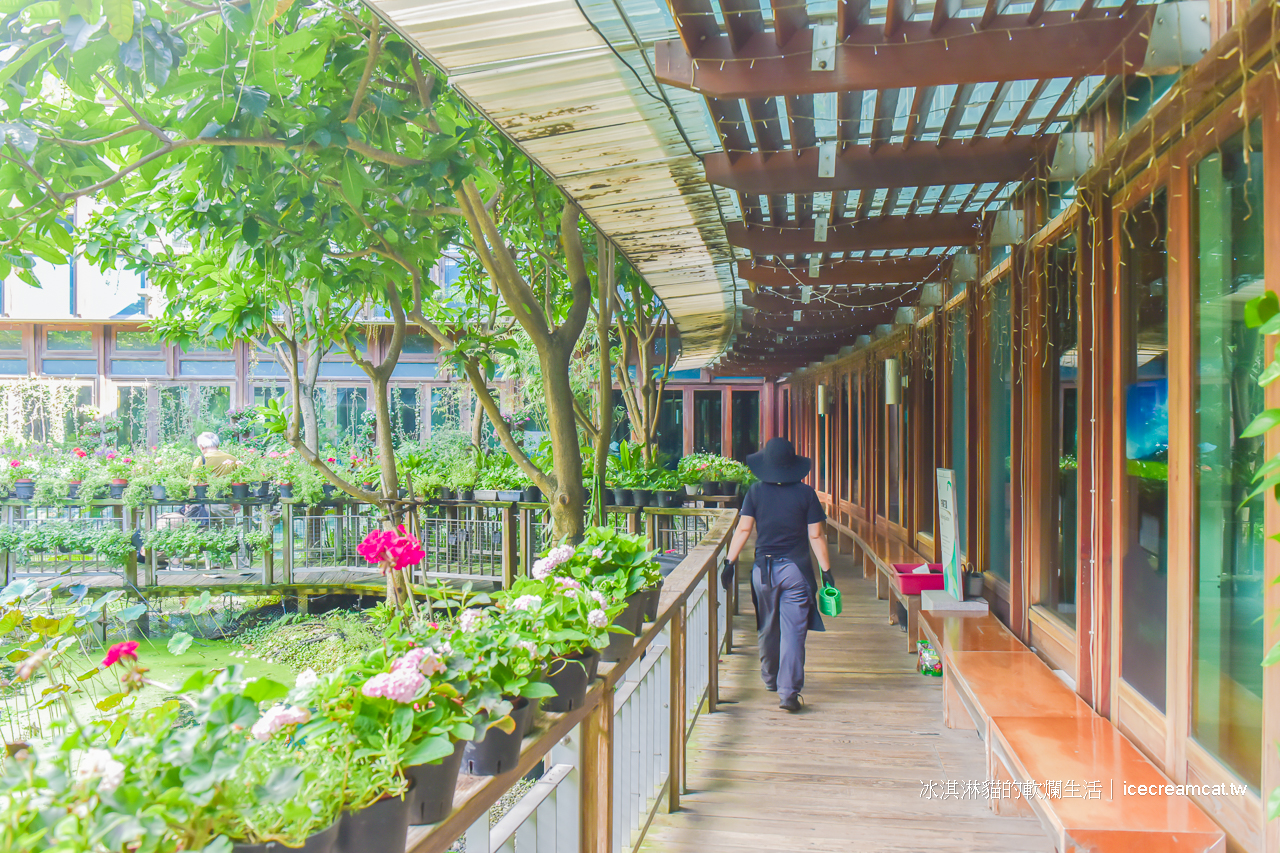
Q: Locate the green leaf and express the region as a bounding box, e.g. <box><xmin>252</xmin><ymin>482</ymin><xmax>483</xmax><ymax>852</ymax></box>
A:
<box><xmin>96</xmin><ymin>691</ymin><xmax>125</xmax><ymax>711</ymax></box>
<box><xmin>341</xmin><ymin>157</ymin><xmax>365</xmax><ymax>206</ymax></box>
<box><xmin>391</xmin><ymin>705</ymin><xmax>413</xmax><ymax>744</ymax></box>
<box><xmin>167</xmin><ymin>631</ymin><xmax>194</xmax><ymax>655</ymax></box>
<box><xmin>115</xmin><ymin>603</ymin><xmax>147</xmax><ymax>622</ymax></box>
<box><xmin>0</xmin><ymin>122</ymin><xmax>38</xmax><ymax>154</ymax></box>
<box><xmin>101</xmin><ymin>0</ymin><xmax>132</xmax><ymax>41</ymax></box>
<box><xmin>401</xmin><ymin>735</ymin><xmax>454</xmax><ymax>767</ymax></box>
<box><xmin>1245</xmin><ymin>290</ymin><xmax>1279</xmax><ymax>328</ymax></box>
<box><xmin>1263</xmin><ymin>640</ymin><xmax>1280</xmax><ymax>668</ymax></box>
<box><xmin>292</xmin><ymin>40</ymin><xmax>325</xmax><ymax>79</ymax></box>
<box><xmin>0</xmin><ymin>609</ymin><xmax>21</xmax><ymax>634</ymax></box>
<box><xmin>242</xmin><ymin>677</ymin><xmax>289</xmax><ymax>704</ymax></box>
<box><xmin>519</xmin><ymin>681</ymin><xmax>557</xmax><ymax>699</ymax></box>
<box><xmin>1241</xmin><ymin>408</ymin><xmax>1280</xmax><ymax>438</ymax></box>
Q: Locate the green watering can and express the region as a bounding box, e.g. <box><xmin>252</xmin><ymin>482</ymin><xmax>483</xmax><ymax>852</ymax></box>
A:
<box><xmin>818</xmin><ymin>577</ymin><xmax>842</xmax><ymax>617</ymax></box>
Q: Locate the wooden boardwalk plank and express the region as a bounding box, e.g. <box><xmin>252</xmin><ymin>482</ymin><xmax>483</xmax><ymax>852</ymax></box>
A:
<box><xmin>641</xmin><ymin>550</ymin><xmax>1053</xmax><ymax>853</ymax></box>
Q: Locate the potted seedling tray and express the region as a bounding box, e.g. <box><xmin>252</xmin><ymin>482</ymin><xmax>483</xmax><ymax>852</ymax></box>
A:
<box><xmin>891</xmin><ymin>563</ymin><xmax>945</xmax><ymax>595</ymax></box>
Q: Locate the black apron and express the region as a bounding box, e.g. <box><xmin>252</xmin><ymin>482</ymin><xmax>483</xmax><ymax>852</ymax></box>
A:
<box><xmin>750</xmin><ymin>550</ymin><xmax>825</xmax><ymax>633</ymax></box>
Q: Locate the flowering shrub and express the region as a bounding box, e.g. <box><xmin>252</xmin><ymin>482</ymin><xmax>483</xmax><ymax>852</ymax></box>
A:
<box><xmin>497</xmin><ymin>575</ymin><xmax>624</xmax><ymax>658</ymax></box>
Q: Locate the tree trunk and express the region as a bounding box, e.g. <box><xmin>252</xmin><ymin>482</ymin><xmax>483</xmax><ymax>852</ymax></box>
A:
<box><xmin>298</xmin><ymin>381</ymin><xmax>319</xmax><ymax>454</ymax></box>
<box><xmin>470</xmin><ymin>390</ymin><xmax>484</xmax><ymax>449</ymax></box>
<box><xmin>541</xmin><ymin>345</ymin><xmax>586</xmax><ymax>543</ymax></box>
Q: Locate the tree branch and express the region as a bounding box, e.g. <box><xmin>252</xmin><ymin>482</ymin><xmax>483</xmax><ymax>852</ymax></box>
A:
<box><xmin>460</xmin><ymin>357</ymin><xmax>552</xmax><ymax>493</ymax></box>
<box><xmin>346</xmin><ymin>25</ymin><xmax>382</xmax><ymax>124</ymax></box>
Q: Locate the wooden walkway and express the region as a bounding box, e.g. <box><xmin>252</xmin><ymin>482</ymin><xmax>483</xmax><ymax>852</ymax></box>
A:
<box><xmin>641</xmin><ymin>550</ymin><xmax>1053</xmax><ymax>853</ymax></box>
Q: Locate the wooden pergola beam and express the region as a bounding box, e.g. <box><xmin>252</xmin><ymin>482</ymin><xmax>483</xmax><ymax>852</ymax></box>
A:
<box><xmin>654</xmin><ymin>10</ymin><xmax>1156</xmax><ymax>97</ymax></box>
<box><xmin>736</xmin><ymin>257</ymin><xmax>944</xmax><ymax>287</ymax></box>
<box><xmin>705</xmin><ymin>135</ymin><xmax>1054</xmax><ymax>193</ymax></box>
<box><xmin>727</xmin><ymin>214</ymin><xmax>986</xmax><ymax>252</ymax></box>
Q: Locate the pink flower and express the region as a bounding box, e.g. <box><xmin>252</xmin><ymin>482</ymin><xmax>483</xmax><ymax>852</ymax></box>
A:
<box><xmin>72</xmin><ymin>448</ymin><xmax>87</xmax><ymax>458</ymax></box>
<box><xmin>554</xmin><ymin>577</ymin><xmax>581</xmax><ymax>590</ymax></box>
<box><xmin>531</xmin><ymin>558</ymin><xmax>554</xmax><ymax>580</ymax></box>
<box><xmin>105</xmin><ymin>451</ymin><xmax>116</xmax><ymax>460</ymax></box>
<box><xmin>591</xmin><ymin>547</ymin><xmax>605</xmax><ymax>560</ymax></box>
<box><xmin>102</xmin><ymin>641</ymin><xmax>138</xmax><ymax>668</ymax></box>
<box><xmin>8</xmin><ymin>460</ymin><xmax>18</xmax><ymax>468</ymax></box>
<box><xmin>545</xmin><ymin>544</ymin><xmax>574</xmax><ymax>568</ymax></box>
<box><xmin>587</xmin><ymin>609</ymin><xmax>608</xmax><ymax>628</ymax></box>
<box><xmin>590</xmin><ymin>590</ymin><xmax>608</xmax><ymax>606</ymax></box>
<box><xmin>357</xmin><ymin>528</ymin><xmax>424</xmax><ymax>570</ymax></box>
<box><xmin>459</xmin><ymin>609</ymin><xmax>483</xmax><ymax>632</ymax></box>
<box><xmin>395</xmin><ymin>648</ymin><xmax>445</xmax><ymax>677</ymax></box>
<box><xmin>362</xmin><ymin>667</ymin><xmax>424</xmax><ymax>703</ymax></box>
<box><xmin>511</xmin><ymin>594</ymin><xmax>542</xmax><ymax>611</ymax></box>
<box><xmin>123</xmin><ymin>458</ymin><xmax>132</xmax><ymax>464</ymax></box>
<box><xmin>251</xmin><ymin>704</ymin><xmax>311</xmax><ymax>741</ymax></box>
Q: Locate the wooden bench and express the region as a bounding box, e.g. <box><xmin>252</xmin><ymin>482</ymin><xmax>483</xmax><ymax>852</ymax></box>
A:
<box><xmin>828</xmin><ymin>515</ymin><xmax>929</xmax><ymax>651</ymax></box>
<box><xmin>919</xmin><ymin>610</ymin><xmax>1226</xmax><ymax>852</ymax></box>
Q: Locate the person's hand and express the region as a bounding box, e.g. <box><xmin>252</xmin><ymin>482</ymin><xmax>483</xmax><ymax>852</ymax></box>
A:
<box><xmin>720</xmin><ymin>558</ymin><xmax>736</xmax><ymax>591</ymax></box>
<box><xmin>822</xmin><ymin>570</ymin><xmax>836</xmax><ymax>588</ymax></box>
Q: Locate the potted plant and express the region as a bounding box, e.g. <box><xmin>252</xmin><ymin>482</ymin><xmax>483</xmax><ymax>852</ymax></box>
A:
<box><xmin>102</xmin><ymin>449</ymin><xmax>134</xmax><ymax>498</ymax></box>
<box><xmin>8</xmin><ymin>457</ymin><xmax>34</xmax><ymax>500</ymax></box>
<box><xmin>499</xmin><ymin>572</ymin><xmax>622</xmax><ymax>712</ymax></box>
<box><xmin>650</xmin><ymin>470</ymin><xmax>683</xmax><ymax>508</ymax></box>
<box><xmin>445</xmin><ymin>454</ymin><xmax>477</xmax><ymax>502</ymax></box>
<box><xmin>551</xmin><ymin>528</ymin><xmax>663</xmax><ymax>661</ymax></box>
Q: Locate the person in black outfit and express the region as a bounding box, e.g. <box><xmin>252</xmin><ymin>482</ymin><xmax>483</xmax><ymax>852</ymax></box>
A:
<box><xmin>723</xmin><ymin>437</ymin><xmax>834</xmax><ymax>712</ymax></box>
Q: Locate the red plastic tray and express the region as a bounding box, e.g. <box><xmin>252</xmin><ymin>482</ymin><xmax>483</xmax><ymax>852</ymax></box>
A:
<box><xmin>892</xmin><ymin>563</ymin><xmax>944</xmax><ymax>595</ymax></box>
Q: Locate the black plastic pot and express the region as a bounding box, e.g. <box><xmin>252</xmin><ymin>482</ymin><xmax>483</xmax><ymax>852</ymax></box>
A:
<box><xmin>277</xmin><ymin>483</ymin><xmax>293</xmax><ymax>500</ymax></box>
<box><xmin>636</xmin><ymin>582</ymin><xmax>663</xmax><ymax>622</ymax></box>
<box><xmin>233</xmin><ymin>820</ymin><xmax>339</xmax><ymax>853</ymax></box>
<box><xmin>109</xmin><ymin>481</ymin><xmax>127</xmax><ymax>499</ymax></box>
<box><xmin>655</xmin><ymin>490</ymin><xmax>681</xmax><ymax>508</ymax></box>
<box><xmin>965</xmin><ymin>573</ymin><xmax>985</xmax><ymax>599</ymax></box>
<box><xmin>462</xmin><ymin>697</ymin><xmax>535</xmax><ymax>776</ymax></box>
<box><xmin>404</xmin><ymin>740</ymin><xmax>466</xmax><ymax>825</ymax></box>
<box><xmin>631</xmin><ymin>488</ymin><xmax>652</xmax><ymax>508</ymax></box>
<box><xmin>601</xmin><ymin>594</ymin><xmax>646</xmax><ymax>662</ymax></box>
<box><xmin>321</xmin><ymin>484</ymin><xmax>336</xmax><ymax>500</ymax></box>
<box><xmin>192</xmin><ymin>484</ymin><xmax>209</xmax><ymax>501</ymax></box>
<box><xmin>67</xmin><ymin>482</ymin><xmax>81</xmax><ymax>500</ymax></box>
<box><xmin>715</xmin><ymin>480</ymin><xmax>737</xmax><ymax>496</ymax></box>
<box><xmin>16</xmin><ymin>479</ymin><xmax>37</xmax><ymax>499</ymax></box>
<box><xmin>256</xmin><ymin>481</ymin><xmax>271</xmax><ymax>499</ymax></box>
<box><xmin>231</xmin><ymin>483</ymin><xmax>250</xmax><ymax>501</ymax></box>
<box><xmin>700</xmin><ymin>480</ymin><xmax>720</xmax><ymax>497</ymax></box>
<box><xmin>611</xmin><ymin>488</ymin><xmax>633</xmax><ymax>507</ymax></box>
<box><xmin>336</xmin><ymin>786</ymin><xmax>412</xmax><ymax>853</ymax></box>
<box><xmin>456</xmin><ymin>489</ymin><xmax>474</xmax><ymax>502</ymax></box>
<box><xmin>150</xmin><ymin>484</ymin><xmax>166</xmax><ymax>501</ymax></box>
<box><xmin>542</xmin><ymin>649</ymin><xmax>601</xmax><ymax>713</ymax></box>
<box><xmin>521</xmin><ymin>485</ymin><xmax>542</xmax><ymax>502</ymax></box>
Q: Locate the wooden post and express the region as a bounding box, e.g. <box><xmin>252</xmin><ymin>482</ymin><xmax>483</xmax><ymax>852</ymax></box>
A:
<box><xmin>667</xmin><ymin>603</ymin><xmax>686</xmax><ymax>813</ymax></box>
<box><xmin>626</xmin><ymin>507</ymin><xmax>640</xmax><ymax>536</ymax></box>
<box><xmin>519</xmin><ymin>506</ymin><xmax>531</xmax><ymax>574</ymax></box>
<box><xmin>707</xmin><ymin>567</ymin><xmax>719</xmax><ymax>713</ymax></box>
<box><xmin>501</xmin><ymin>504</ymin><xmax>516</xmax><ymax>589</ymax></box>
<box><xmin>645</xmin><ymin>510</ymin><xmax>656</xmax><ymax>550</ymax></box>
<box><xmin>580</xmin><ymin>682</ymin><xmax>614</xmax><ymax>853</ymax></box>
<box><xmin>282</xmin><ymin>503</ymin><xmax>294</xmax><ymax>585</ymax></box>
<box><xmin>144</xmin><ymin>504</ymin><xmax>156</xmax><ymax>587</ymax></box>
<box><xmin>261</xmin><ymin>508</ymin><xmax>274</xmax><ymax>586</ymax></box>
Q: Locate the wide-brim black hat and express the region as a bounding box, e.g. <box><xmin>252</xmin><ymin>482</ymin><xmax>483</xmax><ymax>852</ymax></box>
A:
<box><xmin>745</xmin><ymin>437</ymin><xmax>811</xmax><ymax>484</ymax></box>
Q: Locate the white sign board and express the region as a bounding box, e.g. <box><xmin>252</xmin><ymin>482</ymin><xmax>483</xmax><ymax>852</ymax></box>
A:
<box><xmin>936</xmin><ymin>469</ymin><xmax>962</xmax><ymax>600</ymax></box>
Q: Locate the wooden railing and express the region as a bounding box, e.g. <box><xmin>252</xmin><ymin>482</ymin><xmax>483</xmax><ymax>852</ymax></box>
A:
<box><xmin>0</xmin><ymin>500</ymin><xmax>723</xmax><ymax>593</ymax></box>
<box><xmin>406</xmin><ymin>507</ymin><xmax>737</xmax><ymax>853</ymax></box>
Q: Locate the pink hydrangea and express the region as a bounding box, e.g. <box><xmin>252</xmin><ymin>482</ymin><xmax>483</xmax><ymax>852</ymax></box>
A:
<box><xmin>591</xmin><ymin>547</ymin><xmax>605</xmax><ymax>560</ymax></box>
<box><xmin>459</xmin><ymin>609</ymin><xmax>483</xmax><ymax>632</ymax></box>
<box><xmin>545</xmin><ymin>544</ymin><xmax>574</xmax><ymax>567</ymax></box>
<box><xmin>395</xmin><ymin>648</ymin><xmax>445</xmax><ymax>677</ymax></box>
<box><xmin>362</xmin><ymin>667</ymin><xmax>425</xmax><ymax>704</ymax></box>
<box><xmin>554</xmin><ymin>577</ymin><xmax>581</xmax><ymax>590</ymax></box>
<box><xmin>511</xmin><ymin>594</ymin><xmax>542</xmax><ymax>611</ymax></box>
<box><xmin>590</xmin><ymin>590</ymin><xmax>608</xmax><ymax>606</ymax></box>
<box><xmin>531</xmin><ymin>558</ymin><xmax>554</xmax><ymax>580</ymax></box>
<box><xmin>251</xmin><ymin>704</ymin><xmax>312</xmax><ymax>741</ymax></box>
<box><xmin>587</xmin><ymin>609</ymin><xmax>608</xmax><ymax>628</ymax></box>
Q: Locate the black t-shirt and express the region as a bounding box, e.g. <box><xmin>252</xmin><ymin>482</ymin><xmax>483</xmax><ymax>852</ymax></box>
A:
<box><xmin>740</xmin><ymin>481</ymin><xmax>826</xmax><ymax>558</ymax></box>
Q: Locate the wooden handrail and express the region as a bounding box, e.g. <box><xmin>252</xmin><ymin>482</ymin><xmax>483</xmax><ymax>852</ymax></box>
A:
<box><xmin>404</xmin><ymin>507</ymin><xmax>738</xmax><ymax>853</ymax></box>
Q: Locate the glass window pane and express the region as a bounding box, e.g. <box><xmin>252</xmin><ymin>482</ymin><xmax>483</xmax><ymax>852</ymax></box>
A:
<box><xmin>431</xmin><ymin>388</ymin><xmax>460</xmax><ymax>432</ymax></box>
<box><xmin>192</xmin><ymin>386</ymin><xmax>231</xmax><ymax>439</ymax></box>
<box><xmin>0</xmin><ymin>359</ymin><xmax>25</xmax><ymax>375</ymax></box>
<box><xmin>118</xmin><ymin>386</ymin><xmax>149</xmax><ymax>447</ymax></box>
<box><xmin>403</xmin><ymin>334</ymin><xmax>434</xmax><ymax>354</ymax></box>
<box><xmin>180</xmin><ymin>360</ymin><xmax>236</xmax><ymax>377</ymax></box>
<box><xmin>0</xmin><ymin>330</ymin><xmax>22</xmax><ymax>351</ymax></box>
<box><xmin>732</xmin><ymin>390</ymin><xmax>759</xmax><ymax>461</ymax></box>
<box><xmin>850</xmin><ymin>379</ymin><xmax>860</xmax><ymax>502</ymax></box>
<box><xmin>110</xmin><ymin>359</ymin><xmax>166</xmax><ymax>376</ymax></box>
<box><xmin>335</xmin><ymin>386</ymin><xmax>368</xmax><ymax>448</ymax></box>
<box><xmin>693</xmin><ymin>390</ymin><xmax>722</xmax><ymax>454</ymax></box>
<box><xmin>1120</xmin><ymin>189</ymin><xmax>1170</xmax><ymax>713</ymax></box>
<box><xmin>950</xmin><ymin>308</ymin><xmax>968</xmax><ymax>555</ymax></box>
<box><xmin>158</xmin><ymin>387</ymin><xmax>191</xmax><ymax>445</ymax></box>
<box><xmin>918</xmin><ymin>352</ymin><xmax>936</xmax><ymax>537</ymax></box>
<box><xmin>887</xmin><ymin>391</ymin><xmax>900</xmax><ymax>523</ymax></box>
<box><xmin>839</xmin><ymin>378</ymin><xmax>850</xmax><ymax>498</ymax></box>
<box><xmin>654</xmin><ymin>391</ymin><xmax>683</xmax><ymax>464</ymax></box>
<box><xmin>1192</xmin><ymin>126</ymin><xmax>1264</xmax><ymax>790</ymax></box>
<box><xmin>986</xmin><ymin>279</ymin><xmax>1013</xmax><ymax>580</ymax></box>
<box><xmin>47</xmin><ymin>330</ymin><xmax>92</xmax><ymax>350</ymax></box>
<box><xmin>1044</xmin><ymin>237</ymin><xmax>1080</xmax><ymax>625</ymax></box>
<box><xmin>42</xmin><ymin>359</ymin><xmax>95</xmax><ymax>375</ymax></box>
<box><xmin>392</xmin><ymin>386</ymin><xmax>419</xmax><ymax>443</ymax></box>
<box><xmin>115</xmin><ymin>331</ymin><xmax>157</xmax><ymax>352</ymax></box>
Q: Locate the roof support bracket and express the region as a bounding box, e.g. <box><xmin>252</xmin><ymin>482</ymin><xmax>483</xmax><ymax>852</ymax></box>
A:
<box><xmin>811</xmin><ymin>23</ymin><xmax>837</xmax><ymax>71</ymax></box>
<box><xmin>1141</xmin><ymin>1</ymin><xmax>1211</xmax><ymax>73</ymax></box>
<box><xmin>817</xmin><ymin>141</ymin><xmax>837</xmax><ymax>178</ymax></box>
<box><xmin>1048</xmin><ymin>132</ymin><xmax>1096</xmax><ymax>181</ymax></box>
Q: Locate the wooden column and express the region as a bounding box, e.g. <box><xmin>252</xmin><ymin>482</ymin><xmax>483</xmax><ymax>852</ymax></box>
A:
<box><xmin>1262</xmin><ymin>77</ymin><xmax>1280</xmax><ymax>853</ymax></box>
<box><xmin>580</xmin><ymin>682</ymin><xmax>614</xmax><ymax>852</ymax></box>
<box><xmin>501</xmin><ymin>504</ymin><xmax>516</xmax><ymax>589</ymax></box>
<box><xmin>667</xmin><ymin>603</ymin><xmax>686</xmax><ymax>813</ymax></box>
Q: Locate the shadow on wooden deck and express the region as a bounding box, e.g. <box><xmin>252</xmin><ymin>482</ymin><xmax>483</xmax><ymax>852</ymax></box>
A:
<box><xmin>640</xmin><ymin>549</ymin><xmax>1054</xmax><ymax>853</ymax></box>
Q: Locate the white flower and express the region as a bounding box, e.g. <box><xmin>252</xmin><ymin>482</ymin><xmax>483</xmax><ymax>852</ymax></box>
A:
<box><xmin>545</xmin><ymin>544</ymin><xmax>574</xmax><ymax>568</ymax></box>
<box><xmin>531</xmin><ymin>558</ymin><xmax>553</xmax><ymax>580</ymax></box>
<box><xmin>251</xmin><ymin>704</ymin><xmax>311</xmax><ymax>741</ymax></box>
<box><xmin>587</xmin><ymin>609</ymin><xmax>608</xmax><ymax>628</ymax></box>
<box><xmin>590</xmin><ymin>590</ymin><xmax>608</xmax><ymax>606</ymax></box>
<box><xmin>295</xmin><ymin>668</ymin><xmax>319</xmax><ymax>690</ymax></box>
<box><xmin>76</xmin><ymin>749</ymin><xmax>125</xmax><ymax>793</ymax></box>
<box><xmin>516</xmin><ymin>640</ymin><xmax>538</xmax><ymax>654</ymax></box>
<box><xmin>512</xmin><ymin>595</ymin><xmax>543</xmax><ymax>611</ymax></box>
<box><xmin>459</xmin><ymin>609</ymin><xmax>483</xmax><ymax>632</ymax></box>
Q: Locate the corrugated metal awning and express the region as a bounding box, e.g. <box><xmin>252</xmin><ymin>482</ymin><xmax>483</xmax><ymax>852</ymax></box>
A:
<box><xmin>368</xmin><ymin>0</ymin><xmax>739</xmax><ymax>367</ymax></box>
